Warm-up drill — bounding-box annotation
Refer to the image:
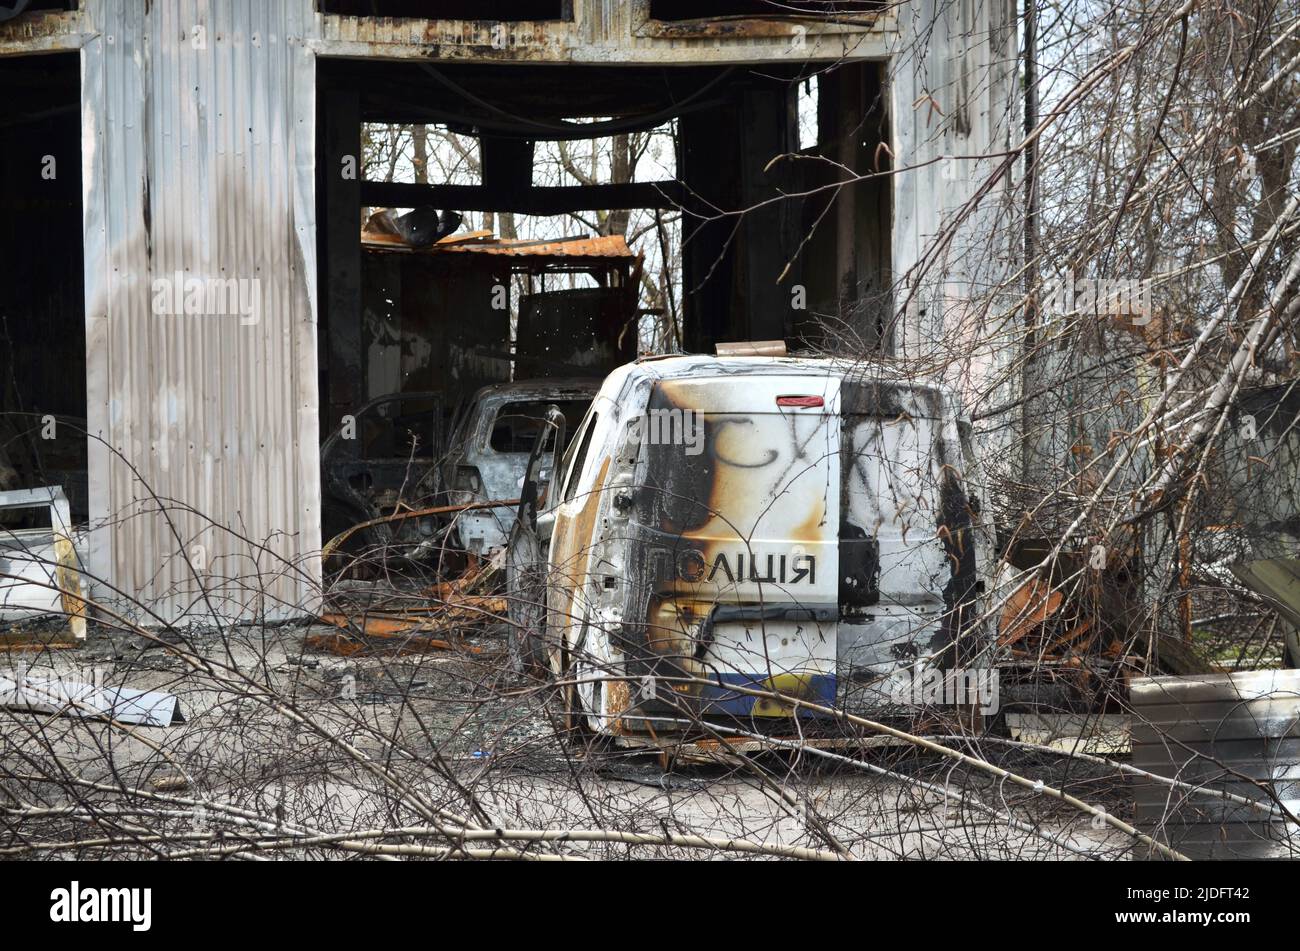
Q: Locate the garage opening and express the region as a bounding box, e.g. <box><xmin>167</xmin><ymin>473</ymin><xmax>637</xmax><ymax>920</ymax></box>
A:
<box><xmin>0</xmin><ymin>52</ymin><xmax>86</xmax><ymax>528</ymax></box>
<box><xmin>315</xmin><ymin>57</ymin><xmax>890</xmax><ymax>559</ymax></box>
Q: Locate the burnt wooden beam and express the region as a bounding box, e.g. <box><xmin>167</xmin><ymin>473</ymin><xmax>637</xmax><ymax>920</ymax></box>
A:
<box><xmin>359</xmin><ymin>180</ymin><xmax>683</xmax><ymax>215</ymax></box>
<box><xmin>480</xmin><ymin>136</ymin><xmax>536</xmax><ymax>203</ymax></box>
<box><xmin>679</xmin><ymin>102</ymin><xmax>740</xmax><ymax>351</ymax></box>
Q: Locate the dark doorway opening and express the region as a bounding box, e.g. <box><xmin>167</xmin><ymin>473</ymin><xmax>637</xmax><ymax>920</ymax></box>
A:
<box><xmin>0</xmin><ymin>52</ymin><xmax>86</xmax><ymax>526</ymax></box>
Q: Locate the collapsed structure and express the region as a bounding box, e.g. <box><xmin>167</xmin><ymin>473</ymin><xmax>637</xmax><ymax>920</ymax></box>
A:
<box><xmin>0</xmin><ymin>1</ymin><xmax>1018</xmax><ymax>623</ymax></box>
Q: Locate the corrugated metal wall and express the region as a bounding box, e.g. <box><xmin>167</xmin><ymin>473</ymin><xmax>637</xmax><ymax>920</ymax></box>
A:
<box><xmin>889</xmin><ymin>0</ymin><xmax>1020</xmax><ymax>439</ymax></box>
<box><xmin>82</xmin><ymin>0</ymin><xmax>321</xmax><ymax>624</ymax></box>
<box><xmin>1131</xmin><ymin>670</ymin><xmax>1300</xmax><ymax>859</ymax></box>
<box><xmin>889</xmin><ymin>0</ymin><xmax>1019</xmax><ymax>374</ymax></box>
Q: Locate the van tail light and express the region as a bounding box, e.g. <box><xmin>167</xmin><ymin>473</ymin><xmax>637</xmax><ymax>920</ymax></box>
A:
<box><xmin>451</xmin><ymin>466</ymin><xmax>483</xmax><ymax>493</ymax></box>
<box><xmin>776</xmin><ymin>395</ymin><xmax>824</xmax><ymax>408</ymax></box>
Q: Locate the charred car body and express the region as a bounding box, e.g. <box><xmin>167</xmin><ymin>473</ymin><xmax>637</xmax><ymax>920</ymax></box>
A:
<box><xmin>320</xmin><ymin>391</ymin><xmax>447</xmax><ymax>555</ymax></box>
<box><xmin>511</xmin><ymin>355</ymin><xmax>996</xmax><ymax>737</ymax></box>
<box><xmin>445</xmin><ymin>379</ymin><xmax>599</xmax><ymax>556</ymax></box>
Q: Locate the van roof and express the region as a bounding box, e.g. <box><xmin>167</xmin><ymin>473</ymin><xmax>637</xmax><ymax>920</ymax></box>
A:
<box><xmin>618</xmin><ymin>355</ymin><xmax>965</xmax><ymax>419</ymax></box>
<box><xmin>468</xmin><ymin>378</ymin><xmax>602</xmax><ymax>402</ymax></box>
<box><xmin>633</xmin><ymin>354</ymin><xmax>915</xmax><ymax>383</ymax></box>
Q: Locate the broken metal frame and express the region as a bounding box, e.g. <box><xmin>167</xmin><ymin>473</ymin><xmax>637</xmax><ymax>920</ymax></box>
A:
<box><xmin>322</xmin><ymin>497</ymin><xmax>520</xmax><ymax>564</ymax></box>
<box><xmin>0</xmin><ymin>670</ymin><xmax>183</xmax><ymax>727</ymax></box>
<box><xmin>320</xmin><ymin>390</ymin><xmax>449</xmax><ymax>546</ymax></box>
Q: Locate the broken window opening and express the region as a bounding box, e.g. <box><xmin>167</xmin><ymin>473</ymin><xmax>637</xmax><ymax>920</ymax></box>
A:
<box><xmin>362</xmin><ymin>123</ymin><xmax>482</xmax><ymax>188</ymax></box>
<box><xmin>561</xmin><ymin>412</ymin><xmax>598</xmax><ymax>503</ymax></box>
<box><xmin>648</xmin><ymin>0</ymin><xmax>884</xmax><ymax>22</ymax></box>
<box><xmin>531</xmin><ymin>121</ymin><xmax>678</xmax><ymax>189</ymax></box>
<box><xmin>321</xmin><ymin>1</ymin><xmax>569</xmax><ymax>20</ymax></box>
<box><xmin>798</xmin><ymin>77</ymin><xmax>819</xmax><ymax>151</ymax></box>
<box><xmin>489</xmin><ymin>400</ymin><xmax>590</xmax><ymax>454</ymax></box>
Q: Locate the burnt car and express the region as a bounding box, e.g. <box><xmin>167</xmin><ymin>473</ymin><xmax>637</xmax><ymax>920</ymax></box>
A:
<box><xmin>508</xmin><ymin>355</ymin><xmax>996</xmax><ymax>738</ymax></box>
<box><xmin>320</xmin><ymin>392</ymin><xmax>447</xmax><ymax>556</ymax></box>
<box><xmin>443</xmin><ymin>380</ymin><xmax>598</xmax><ymax>556</ymax></box>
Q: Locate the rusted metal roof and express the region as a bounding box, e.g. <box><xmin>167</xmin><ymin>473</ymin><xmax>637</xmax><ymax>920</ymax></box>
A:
<box><xmin>437</xmin><ymin>235</ymin><xmax>634</xmax><ymax>258</ymax></box>
<box><xmin>363</xmin><ymin>230</ymin><xmax>635</xmax><ymax>260</ymax></box>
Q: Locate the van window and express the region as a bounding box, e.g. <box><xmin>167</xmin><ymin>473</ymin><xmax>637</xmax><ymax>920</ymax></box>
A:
<box><xmin>488</xmin><ymin>399</ymin><xmax>590</xmax><ymax>453</ymax></box>
<box><xmin>562</xmin><ymin>413</ymin><xmax>599</xmax><ymax>502</ymax></box>
<box><xmin>843</xmin><ymin>413</ymin><xmax>952</xmax><ymax>598</ymax></box>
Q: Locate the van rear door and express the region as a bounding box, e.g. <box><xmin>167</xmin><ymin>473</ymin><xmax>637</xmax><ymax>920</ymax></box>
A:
<box><xmin>838</xmin><ymin>380</ymin><xmax>975</xmax><ymax>686</ymax></box>
<box><xmin>636</xmin><ymin>374</ymin><xmax>841</xmax><ymax>716</ymax></box>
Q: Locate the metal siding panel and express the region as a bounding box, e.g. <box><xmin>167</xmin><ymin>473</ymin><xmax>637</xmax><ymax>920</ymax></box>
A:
<box><xmin>1131</xmin><ymin>670</ymin><xmax>1300</xmax><ymax>859</ymax></box>
<box><xmin>888</xmin><ymin>0</ymin><xmax>1018</xmax><ymax>430</ymax></box>
<box><xmin>83</xmin><ymin>0</ymin><xmax>321</xmax><ymax>624</ymax></box>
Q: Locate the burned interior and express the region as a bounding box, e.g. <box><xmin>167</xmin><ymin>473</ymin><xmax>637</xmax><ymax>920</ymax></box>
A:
<box><xmin>315</xmin><ymin>56</ymin><xmax>892</xmax><ymax>551</ymax></box>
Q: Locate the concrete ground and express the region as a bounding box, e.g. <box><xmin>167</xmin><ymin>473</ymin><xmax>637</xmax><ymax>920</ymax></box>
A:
<box><xmin>0</xmin><ymin>620</ymin><xmax>1136</xmax><ymax>860</ymax></box>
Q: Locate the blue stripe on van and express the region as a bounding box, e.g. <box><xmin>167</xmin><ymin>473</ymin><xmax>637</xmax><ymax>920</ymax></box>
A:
<box><xmin>698</xmin><ymin>673</ymin><xmax>836</xmax><ymax>718</ymax></box>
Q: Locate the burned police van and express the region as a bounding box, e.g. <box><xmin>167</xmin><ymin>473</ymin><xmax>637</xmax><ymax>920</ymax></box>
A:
<box><xmin>508</xmin><ymin>354</ymin><xmax>995</xmax><ymax>738</ymax></box>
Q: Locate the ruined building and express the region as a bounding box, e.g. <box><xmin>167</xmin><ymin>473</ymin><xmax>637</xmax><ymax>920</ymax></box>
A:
<box><xmin>0</xmin><ymin>1</ymin><xmax>1017</xmax><ymax>623</ymax></box>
